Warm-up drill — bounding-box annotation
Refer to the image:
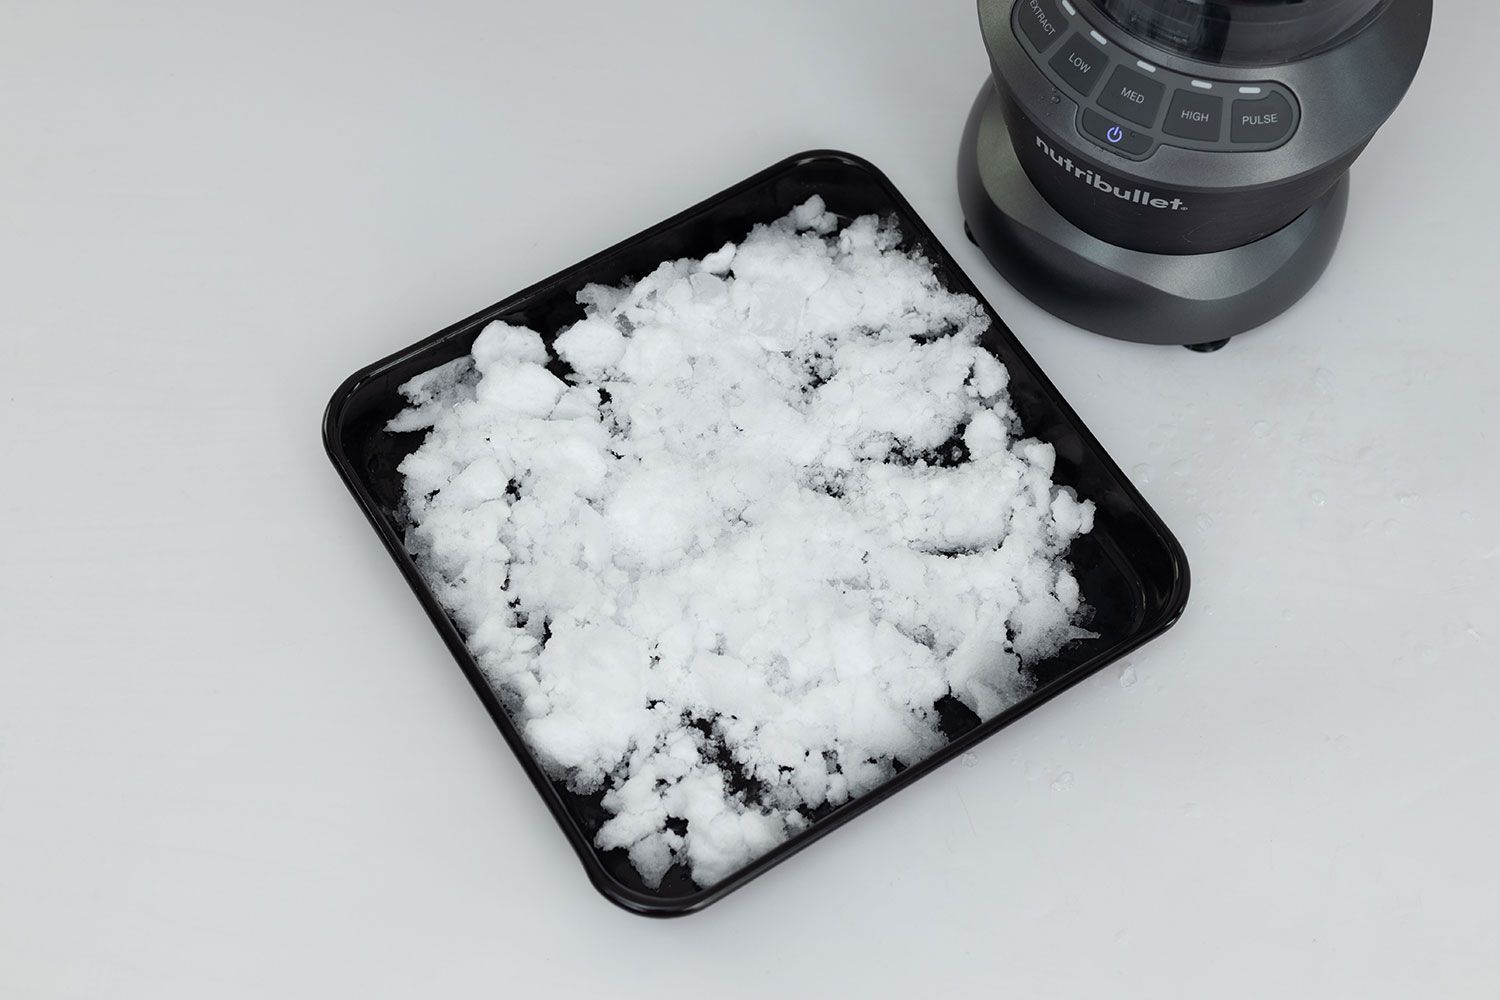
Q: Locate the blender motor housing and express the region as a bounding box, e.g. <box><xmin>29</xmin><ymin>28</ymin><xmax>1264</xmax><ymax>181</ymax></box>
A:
<box><xmin>958</xmin><ymin>0</ymin><xmax>1431</xmax><ymax>346</ymax></box>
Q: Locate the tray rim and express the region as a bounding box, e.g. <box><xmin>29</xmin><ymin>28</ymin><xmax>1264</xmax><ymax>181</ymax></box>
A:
<box><xmin>322</xmin><ymin>148</ymin><xmax>1191</xmax><ymax>917</ymax></box>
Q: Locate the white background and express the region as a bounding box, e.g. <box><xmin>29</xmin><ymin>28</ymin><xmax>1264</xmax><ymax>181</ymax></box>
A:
<box><xmin>3</xmin><ymin>1</ymin><xmax>1496</xmax><ymax>996</ymax></box>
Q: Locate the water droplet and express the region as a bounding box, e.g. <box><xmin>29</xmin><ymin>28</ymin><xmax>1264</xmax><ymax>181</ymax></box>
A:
<box><xmin>1147</xmin><ymin>440</ymin><xmax>1165</xmax><ymax>455</ymax></box>
<box><xmin>1023</xmin><ymin>760</ymin><xmax>1040</xmax><ymax>782</ymax></box>
<box><xmin>1195</xmin><ymin>513</ymin><xmax>1214</xmax><ymax>532</ymax></box>
<box><xmin>1050</xmin><ymin>771</ymin><xmax>1074</xmax><ymax>792</ymax></box>
<box><xmin>1310</xmin><ymin>490</ymin><xmax>1327</xmax><ymax>507</ymax></box>
<box><xmin>1466</xmin><ymin>625</ymin><xmax>1483</xmax><ymax>642</ymax></box>
<box><xmin>1171</xmin><ymin>460</ymin><xmax>1190</xmax><ymax>477</ymax></box>
<box><xmin>1397</xmin><ymin>492</ymin><xmax>1418</xmax><ymax>507</ymax></box>
<box><xmin>1282</xmin><ymin>608</ymin><xmax>1295</xmax><ymax>622</ymax></box>
<box><xmin>1251</xmin><ymin>421</ymin><xmax>1273</xmax><ymax>440</ymax></box>
<box><xmin>1119</xmin><ymin>663</ymin><xmax>1138</xmax><ymax>688</ymax></box>
<box><xmin>1203</xmin><ymin>605</ymin><xmax>1215</xmax><ymax>617</ymax></box>
<box><xmin>1132</xmin><ymin>463</ymin><xmax>1152</xmax><ymax>484</ymax></box>
<box><xmin>1460</xmin><ymin>510</ymin><xmax>1474</xmax><ymax>522</ymax></box>
<box><xmin>1183</xmin><ymin>802</ymin><xmax>1202</xmax><ymax>819</ymax></box>
<box><xmin>1416</xmin><ymin>645</ymin><xmax>1437</xmax><ymax>667</ymax></box>
<box><xmin>1381</xmin><ymin>519</ymin><xmax>1398</xmax><ymax>535</ymax></box>
<box><xmin>960</xmin><ymin>752</ymin><xmax>978</xmax><ymax>768</ymax></box>
<box><xmin>1313</xmin><ymin>368</ymin><xmax>1334</xmax><ymax>393</ymax></box>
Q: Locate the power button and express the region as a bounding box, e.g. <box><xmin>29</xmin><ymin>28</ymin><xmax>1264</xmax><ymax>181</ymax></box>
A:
<box><xmin>1081</xmin><ymin>108</ymin><xmax>1153</xmax><ymax>156</ymax></box>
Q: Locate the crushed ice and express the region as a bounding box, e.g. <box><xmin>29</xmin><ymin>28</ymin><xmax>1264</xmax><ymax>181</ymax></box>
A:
<box><xmin>390</xmin><ymin>198</ymin><xmax>1095</xmax><ymax>887</ymax></box>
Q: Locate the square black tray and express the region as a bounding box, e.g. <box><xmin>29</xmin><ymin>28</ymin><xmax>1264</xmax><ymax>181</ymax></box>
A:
<box><xmin>323</xmin><ymin>149</ymin><xmax>1190</xmax><ymax>916</ymax></box>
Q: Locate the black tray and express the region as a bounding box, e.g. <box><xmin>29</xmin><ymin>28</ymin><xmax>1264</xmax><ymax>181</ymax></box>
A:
<box><xmin>323</xmin><ymin>150</ymin><xmax>1190</xmax><ymax>916</ymax></box>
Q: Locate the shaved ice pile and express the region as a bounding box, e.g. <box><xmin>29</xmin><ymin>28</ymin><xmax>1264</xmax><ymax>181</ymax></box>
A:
<box><xmin>390</xmin><ymin>198</ymin><xmax>1095</xmax><ymax>888</ymax></box>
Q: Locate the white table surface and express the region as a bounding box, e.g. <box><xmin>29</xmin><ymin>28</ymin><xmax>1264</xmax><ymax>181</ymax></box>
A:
<box><xmin>3</xmin><ymin>2</ymin><xmax>1496</xmax><ymax>996</ymax></box>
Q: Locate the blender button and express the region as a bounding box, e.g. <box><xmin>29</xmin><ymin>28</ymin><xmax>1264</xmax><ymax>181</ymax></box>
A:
<box><xmin>1016</xmin><ymin>0</ymin><xmax>1066</xmax><ymax>52</ymax></box>
<box><xmin>1048</xmin><ymin>33</ymin><xmax>1107</xmax><ymax>97</ymax></box>
<box><xmin>1231</xmin><ymin>92</ymin><xmax>1295</xmax><ymax>144</ymax></box>
<box><xmin>1097</xmin><ymin>65</ymin><xmax>1165</xmax><ymax>128</ymax></box>
<box><xmin>1082</xmin><ymin>108</ymin><xmax>1153</xmax><ymax>155</ymax></box>
<box><xmin>1163</xmin><ymin>90</ymin><xmax>1224</xmax><ymax>142</ymax></box>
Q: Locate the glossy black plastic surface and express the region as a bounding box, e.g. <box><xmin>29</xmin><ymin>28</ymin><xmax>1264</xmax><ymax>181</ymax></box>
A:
<box><xmin>323</xmin><ymin>150</ymin><xmax>1190</xmax><ymax>916</ymax></box>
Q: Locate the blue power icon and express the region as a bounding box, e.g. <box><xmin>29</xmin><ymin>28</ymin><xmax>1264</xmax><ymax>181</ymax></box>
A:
<box><xmin>1106</xmin><ymin>125</ymin><xmax>1124</xmax><ymax>144</ymax></box>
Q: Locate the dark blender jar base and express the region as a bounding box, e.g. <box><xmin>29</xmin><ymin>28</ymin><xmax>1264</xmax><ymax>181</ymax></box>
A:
<box><xmin>964</xmin><ymin>0</ymin><xmax>1429</xmax><ymax>348</ymax></box>
<box><xmin>958</xmin><ymin>82</ymin><xmax>1349</xmax><ymax>348</ymax></box>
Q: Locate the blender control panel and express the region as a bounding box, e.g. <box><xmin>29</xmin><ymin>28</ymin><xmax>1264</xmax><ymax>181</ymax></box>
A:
<box><xmin>1012</xmin><ymin>0</ymin><xmax>1300</xmax><ymax>161</ymax></box>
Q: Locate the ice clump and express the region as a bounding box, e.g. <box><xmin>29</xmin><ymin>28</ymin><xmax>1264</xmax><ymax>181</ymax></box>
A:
<box><xmin>390</xmin><ymin>197</ymin><xmax>1094</xmax><ymax>888</ymax></box>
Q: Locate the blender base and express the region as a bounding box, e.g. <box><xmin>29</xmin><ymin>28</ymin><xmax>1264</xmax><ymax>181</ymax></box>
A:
<box><xmin>958</xmin><ymin>83</ymin><xmax>1349</xmax><ymax>348</ymax></box>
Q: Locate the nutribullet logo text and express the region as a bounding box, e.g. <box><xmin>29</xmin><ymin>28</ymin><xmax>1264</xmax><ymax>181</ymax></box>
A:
<box><xmin>1034</xmin><ymin>135</ymin><xmax>1187</xmax><ymax>211</ymax></box>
